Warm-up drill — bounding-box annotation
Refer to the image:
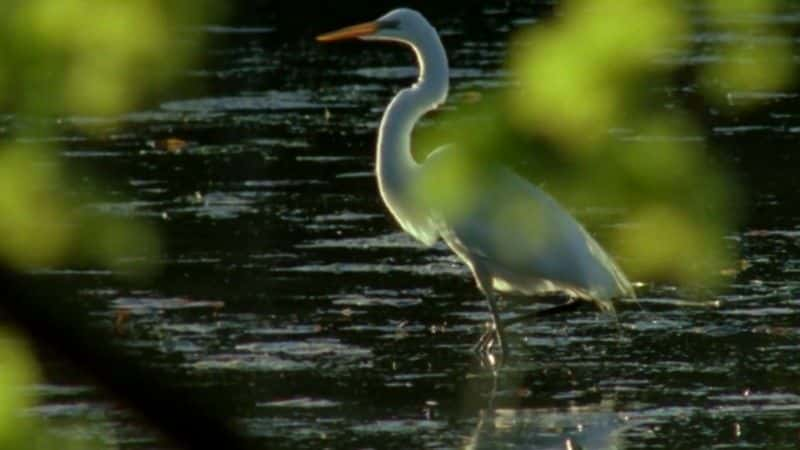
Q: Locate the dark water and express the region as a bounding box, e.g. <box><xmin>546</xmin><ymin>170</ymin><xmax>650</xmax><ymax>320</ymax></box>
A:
<box><xmin>25</xmin><ymin>3</ymin><xmax>800</xmax><ymax>449</ymax></box>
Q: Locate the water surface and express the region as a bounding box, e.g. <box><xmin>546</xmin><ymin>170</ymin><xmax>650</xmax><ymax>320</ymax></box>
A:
<box><xmin>22</xmin><ymin>3</ymin><xmax>800</xmax><ymax>449</ymax></box>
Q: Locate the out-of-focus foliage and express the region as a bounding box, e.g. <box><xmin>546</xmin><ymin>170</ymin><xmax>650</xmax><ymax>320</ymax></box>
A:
<box><xmin>0</xmin><ymin>0</ymin><xmax>219</xmax><ymax>117</ymax></box>
<box><xmin>508</xmin><ymin>0</ymin><xmax>685</xmax><ymax>150</ymax></box>
<box><xmin>703</xmin><ymin>0</ymin><xmax>793</xmax><ymax>105</ymax></box>
<box><xmin>0</xmin><ymin>329</ymin><xmax>114</xmax><ymax>449</ymax></box>
<box><xmin>0</xmin><ymin>146</ymin><xmax>72</xmax><ymax>268</ymax></box>
<box><xmin>0</xmin><ymin>0</ymin><xmax>220</xmax><ymax>446</ymax></box>
<box><xmin>0</xmin><ymin>145</ymin><xmax>160</xmax><ymax>272</ymax></box>
<box><xmin>0</xmin><ymin>329</ymin><xmax>39</xmax><ymax>447</ymax></box>
<box><xmin>0</xmin><ymin>0</ymin><xmax>221</xmax><ymax>273</ymax></box>
<box><xmin>417</xmin><ymin>0</ymin><xmax>792</xmax><ymax>288</ymax></box>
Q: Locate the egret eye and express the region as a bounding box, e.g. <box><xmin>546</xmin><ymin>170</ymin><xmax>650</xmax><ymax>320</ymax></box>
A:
<box><xmin>379</xmin><ymin>20</ymin><xmax>400</xmax><ymax>30</ymax></box>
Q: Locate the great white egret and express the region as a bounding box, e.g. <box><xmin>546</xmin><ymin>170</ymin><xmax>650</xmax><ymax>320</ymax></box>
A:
<box><xmin>317</xmin><ymin>8</ymin><xmax>634</xmax><ymax>354</ymax></box>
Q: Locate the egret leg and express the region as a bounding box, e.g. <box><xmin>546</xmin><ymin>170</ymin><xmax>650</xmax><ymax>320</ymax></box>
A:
<box><xmin>473</xmin><ymin>297</ymin><xmax>584</xmax><ymax>355</ymax></box>
<box><xmin>488</xmin><ymin>293</ymin><xmax>508</xmax><ymax>354</ymax></box>
<box><xmin>474</xmin><ymin>328</ymin><xmax>494</xmax><ymax>354</ymax></box>
<box><xmin>503</xmin><ymin>298</ymin><xmax>584</xmax><ymax>328</ymax></box>
<box><xmin>468</xmin><ymin>263</ymin><xmax>509</xmax><ymax>355</ymax></box>
<box><xmin>472</xmin><ymin>293</ymin><xmax>508</xmax><ymax>355</ymax></box>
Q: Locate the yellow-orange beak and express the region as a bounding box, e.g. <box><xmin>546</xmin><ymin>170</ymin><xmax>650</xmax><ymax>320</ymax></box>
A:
<box><xmin>316</xmin><ymin>21</ymin><xmax>380</xmax><ymax>43</ymax></box>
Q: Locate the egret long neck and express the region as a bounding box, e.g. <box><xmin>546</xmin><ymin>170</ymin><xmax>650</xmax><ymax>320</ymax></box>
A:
<box><xmin>376</xmin><ymin>31</ymin><xmax>449</xmax><ymax>210</ymax></box>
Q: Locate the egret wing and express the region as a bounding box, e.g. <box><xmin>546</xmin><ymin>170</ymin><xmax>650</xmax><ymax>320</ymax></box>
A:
<box><xmin>421</xmin><ymin>151</ymin><xmax>632</xmax><ymax>305</ymax></box>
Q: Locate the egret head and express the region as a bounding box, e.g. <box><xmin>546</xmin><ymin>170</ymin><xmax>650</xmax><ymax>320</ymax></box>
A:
<box><xmin>316</xmin><ymin>8</ymin><xmax>435</xmax><ymax>45</ymax></box>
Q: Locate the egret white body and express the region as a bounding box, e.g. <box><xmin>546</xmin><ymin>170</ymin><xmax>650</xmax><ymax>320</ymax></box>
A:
<box><xmin>317</xmin><ymin>8</ymin><xmax>634</xmax><ymax>353</ymax></box>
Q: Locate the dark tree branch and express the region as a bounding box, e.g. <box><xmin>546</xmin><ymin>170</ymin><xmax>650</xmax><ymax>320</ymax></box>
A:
<box><xmin>0</xmin><ymin>269</ymin><xmax>252</xmax><ymax>450</ymax></box>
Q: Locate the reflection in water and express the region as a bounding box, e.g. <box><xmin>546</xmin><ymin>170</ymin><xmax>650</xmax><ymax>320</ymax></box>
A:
<box><xmin>465</xmin><ymin>406</ymin><xmax>626</xmax><ymax>450</ymax></box>
<box><xmin>462</xmin><ymin>371</ymin><xmax>627</xmax><ymax>450</ymax></box>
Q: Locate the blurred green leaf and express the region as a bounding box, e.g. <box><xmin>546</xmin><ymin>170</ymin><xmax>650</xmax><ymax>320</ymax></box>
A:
<box><xmin>0</xmin><ymin>145</ymin><xmax>72</xmax><ymax>268</ymax></box>
<box><xmin>1</xmin><ymin>0</ymin><xmax>221</xmax><ymax>119</ymax></box>
<box><xmin>701</xmin><ymin>0</ymin><xmax>792</xmax><ymax>107</ymax></box>
<box><xmin>0</xmin><ymin>328</ymin><xmax>39</xmax><ymax>447</ymax></box>
<box><xmin>508</xmin><ymin>0</ymin><xmax>686</xmax><ymax>150</ymax></box>
<box><xmin>0</xmin><ymin>0</ymin><xmax>222</xmax><ymax>272</ymax></box>
<box><xmin>415</xmin><ymin>0</ymin><xmax>777</xmax><ymax>289</ymax></box>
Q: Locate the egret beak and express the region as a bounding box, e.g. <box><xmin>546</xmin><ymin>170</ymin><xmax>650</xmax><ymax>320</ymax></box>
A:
<box><xmin>316</xmin><ymin>21</ymin><xmax>380</xmax><ymax>42</ymax></box>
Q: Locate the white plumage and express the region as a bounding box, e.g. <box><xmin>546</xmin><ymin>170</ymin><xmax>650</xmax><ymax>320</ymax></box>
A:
<box><xmin>318</xmin><ymin>8</ymin><xmax>634</xmax><ymax>353</ymax></box>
